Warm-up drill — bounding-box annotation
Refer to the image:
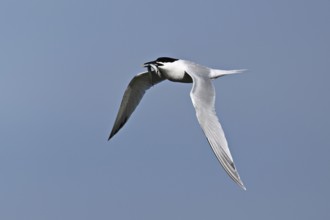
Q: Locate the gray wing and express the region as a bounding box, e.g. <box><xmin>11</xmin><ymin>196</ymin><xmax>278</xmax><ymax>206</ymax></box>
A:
<box><xmin>108</xmin><ymin>70</ymin><xmax>165</xmax><ymax>140</ymax></box>
<box><xmin>186</xmin><ymin>71</ymin><xmax>246</xmax><ymax>190</ymax></box>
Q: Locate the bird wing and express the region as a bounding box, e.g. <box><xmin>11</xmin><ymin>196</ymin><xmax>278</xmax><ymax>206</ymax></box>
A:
<box><xmin>109</xmin><ymin>70</ymin><xmax>165</xmax><ymax>140</ymax></box>
<box><xmin>186</xmin><ymin>71</ymin><xmax>246</xmax><ymax>190</ymax></box>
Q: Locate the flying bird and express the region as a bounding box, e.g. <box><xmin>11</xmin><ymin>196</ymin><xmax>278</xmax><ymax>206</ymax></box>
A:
<box><xmin>109</xmin><ymin>57</ymin><xmax>246</xmax><ymax>190</ymax></box>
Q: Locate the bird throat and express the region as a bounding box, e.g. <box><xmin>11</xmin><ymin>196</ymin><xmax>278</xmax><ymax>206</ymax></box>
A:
<box><xmin>148</xmin><ymin>64</ymin><xmax>162</xmax><ymax>77</ymax></box>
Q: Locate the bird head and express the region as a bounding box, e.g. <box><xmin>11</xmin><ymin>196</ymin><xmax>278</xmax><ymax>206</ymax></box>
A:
<box><xmin>143</xmin><ymin>57</ymin><xmax>179</xmax><ymax>72</ymax></box>
<box><xmin>144</xmin><ymin>57</ymin><xmax>178</xmax><ymax>67</ymax></box>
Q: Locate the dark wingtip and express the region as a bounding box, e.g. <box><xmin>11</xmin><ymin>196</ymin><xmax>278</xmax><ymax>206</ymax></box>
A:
<box><xmin>108</xmin><ymin>117</ymin><xmax>128</xmax><ymax>141</ymax></box>
<box><xmin>108</xmin><ymin>131</ymin><xmax>116</xmax><ymax>141</ymax></box>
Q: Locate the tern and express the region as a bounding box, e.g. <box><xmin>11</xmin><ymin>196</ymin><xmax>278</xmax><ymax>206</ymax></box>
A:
<box><xmin>109</xmin><ymin>57</ymin><xmax>246</xmax><ymax>190</ymax></box>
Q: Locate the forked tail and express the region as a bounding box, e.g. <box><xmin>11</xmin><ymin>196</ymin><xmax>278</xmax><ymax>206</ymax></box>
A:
<box><xmin>210</xmin><ymin>69</ymin><xmax>246</xmax><ymax>79</ymax></box>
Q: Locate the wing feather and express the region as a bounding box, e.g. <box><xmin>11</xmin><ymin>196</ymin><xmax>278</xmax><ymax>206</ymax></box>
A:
<box><xmin>187</xmin><ymin>71</ymin><xmax>246</xmax><ymax>190</ymax></box>
<box><xmin>109</xmin><ymin>71</ymin><xmax>165</xmax><ymax>140</ymax></box>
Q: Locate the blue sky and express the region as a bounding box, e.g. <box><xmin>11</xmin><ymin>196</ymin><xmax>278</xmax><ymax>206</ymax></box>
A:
<box><xmin>1</xmin><ymin>0</ymin><xmax>329</xmax><ymax>219</ymax></box>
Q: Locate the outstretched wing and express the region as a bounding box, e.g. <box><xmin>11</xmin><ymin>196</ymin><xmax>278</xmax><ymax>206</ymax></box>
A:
<box><xmin>187</xmin><ymin>71</ymin><xmax>246</xmax><ymax>190</ymax></box>
<box><xmin>109</xmin><ymin>70</ymin><xmax>165</xmax><ymax>140</ymax></box>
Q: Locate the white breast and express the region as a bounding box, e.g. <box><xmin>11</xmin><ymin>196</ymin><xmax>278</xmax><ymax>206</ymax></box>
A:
<box><xmin>159</xmin><ymin>60</ymin><xmax>211</xmax><ymax>83</ymax></box>
<box><xmin>158</xmin><ymin>60</ymin><xmax>188</xmax><ymax>82</ymax></box>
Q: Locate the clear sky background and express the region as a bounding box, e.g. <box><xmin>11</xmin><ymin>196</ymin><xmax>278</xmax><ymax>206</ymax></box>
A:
<box><xmin>1</xmin><ymin>0</ymin><xmax>329</xmax><ymax>219</ymax></box>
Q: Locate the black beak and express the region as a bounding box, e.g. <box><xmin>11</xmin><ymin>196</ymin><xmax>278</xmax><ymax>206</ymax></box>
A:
<box><xmin>143</xmin><ymin>60</ymin><xmax>157</xmax><ymax>67</ymax></box>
